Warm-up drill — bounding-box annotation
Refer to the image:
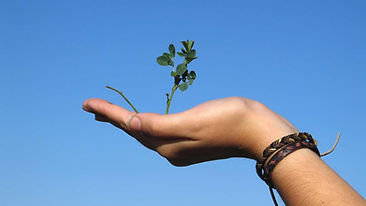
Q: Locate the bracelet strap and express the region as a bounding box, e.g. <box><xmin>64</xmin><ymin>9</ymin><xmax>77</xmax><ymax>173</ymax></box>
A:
<box><xmin>256</xmin><ymin>132</ymin><xmax>340</xmax><ymax>206</ymax></box>
<box><xmin>256</xmin><ymin>132</ymin><xmax>317</xmax><ymax>182</ymax></box>
<box><xmin>263</xmin><ymin>140</ymin><xmax>320</xmax><ymax>187</ymax></box>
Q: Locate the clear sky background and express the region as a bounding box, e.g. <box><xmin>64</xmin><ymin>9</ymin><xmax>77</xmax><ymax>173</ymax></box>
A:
<box><xmin>1</xmin><ymin>0</ymin><xmax>365</xmax><ymax>205</ymax></box>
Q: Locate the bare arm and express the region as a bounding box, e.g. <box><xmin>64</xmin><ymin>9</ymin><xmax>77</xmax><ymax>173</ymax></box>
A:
<box><xmin>83</xmin><ymin>97</ymin><xmax>365</xmax><ymax>205</ymax></box>
<box><xmin>272</xmin><ymin>149</ymin><xmax>365</xmax><ymax>205</ymax></box>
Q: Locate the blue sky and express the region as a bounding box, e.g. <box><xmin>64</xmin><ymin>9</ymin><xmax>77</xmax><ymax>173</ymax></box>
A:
<box><xmin>1</xmin><ymin>0</ymin><xmax>365</xmax><ymax>205</ymax></box>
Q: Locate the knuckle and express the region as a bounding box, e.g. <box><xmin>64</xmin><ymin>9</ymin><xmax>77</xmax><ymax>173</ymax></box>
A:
<box><xmin>228</xmin><ymin>97</ymin><xmax>265</xmax><ymax>114</ymax></box>
<box><xmin>225</xmin><ymin>97</ymin><xmax>252</xmax><ymax>114</ymax></box>
<box><xmin>247</xmin><ymin>99</ymin><xmax>267</xmax><ymax>112</ymax></box>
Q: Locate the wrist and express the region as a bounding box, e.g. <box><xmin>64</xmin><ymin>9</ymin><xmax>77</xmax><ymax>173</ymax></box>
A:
<box><xmin>235</xmin><ymin>99</ymin><xmax>299</xmax><ymax>161</ymax></box>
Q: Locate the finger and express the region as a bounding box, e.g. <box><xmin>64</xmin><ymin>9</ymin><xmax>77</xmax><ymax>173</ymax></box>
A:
<box><xmin>83</xmin><ymin>98</ymin><xmax>135</xmax><ymax>129</ymax></box>
<box><xmin>83</xmin><ymin>98</ymin><xmax>194</xmax><ymax>138</ymax></box>
<box><xmin>93</xmin><ymin>112</ymin><xmax>130</xmax><ymax>133</ymax></box>
<box><xmin>132</xmin><ymin>112</ymin><xmax>192</xmax><ymax>138</ymax></box>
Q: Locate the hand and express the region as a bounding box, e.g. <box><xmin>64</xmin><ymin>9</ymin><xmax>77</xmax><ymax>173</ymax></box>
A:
<box><xmin>82</xmin><ymin>97</ymin><xmax>298</xmax><ymax>166</ymax></box>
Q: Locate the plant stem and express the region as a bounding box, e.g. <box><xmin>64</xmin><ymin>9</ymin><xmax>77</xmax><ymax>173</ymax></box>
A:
<box><xmin>106</xmin><ymin>86</ymin><xmax>139</xmax><ymax>113</ymax></box>
<box><xmin>165</xmin><ymin>84</ymin><xmax>178</xmax><ymax>114</ymax></box>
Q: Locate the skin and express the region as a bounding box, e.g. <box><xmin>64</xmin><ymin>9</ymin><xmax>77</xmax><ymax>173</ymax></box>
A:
<box><xmin>83</xmin><ymin>97</ymin><xmax>365</xmax><ymax>206</ymax></box>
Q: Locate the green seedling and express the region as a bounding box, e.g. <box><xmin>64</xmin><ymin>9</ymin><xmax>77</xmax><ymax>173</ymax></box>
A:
<box><xmin>106</xmin><ymin>40</ymin><xmax>197</xmax><ymax>114</ymax></box>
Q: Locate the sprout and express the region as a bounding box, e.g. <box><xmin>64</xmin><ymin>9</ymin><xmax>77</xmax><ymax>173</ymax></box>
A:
<box><xmin>107</xmin><ymin>40</ymin><xmax>198</xmax><ymax>114</ymax></box>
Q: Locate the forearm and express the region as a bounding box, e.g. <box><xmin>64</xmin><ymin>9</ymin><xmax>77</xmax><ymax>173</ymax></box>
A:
<box><xmin>271</xmin><ymin>148</ymin><xmax>365</xmax><ymax>206</ymax></box>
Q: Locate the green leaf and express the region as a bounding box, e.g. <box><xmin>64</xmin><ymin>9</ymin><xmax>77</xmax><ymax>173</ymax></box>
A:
<box><xmin>176</xmin><ymin>63</ymin><xmax>187</xmax><ymax>75</ymax></box>
<box><xmin>177</xmin><ymin>52</ymin><xmax>185</xmax><ymax>57</ymax></box>
<box><xmin>169</xmin><ymin>44</ymin><xmax>175</xmax><ymax>57</ymax></box>
<box><xmin>187</xmin><ymin>71</ymin><xmax>196</xmax><ymax>80</ymax></box>
<box><xmin>157</xmin><ymin>55</ymin><xmax>170</xmax><ymax>66</ymax></box>
<box><xmin>170</xmin><ymin>71</ymin><xmax>177</xmax><ymax>77</ymax></box>
<box><xmin>189</xmin><ymin>79</ymin><xmax>194</xmax><ymax>85</ymax></box>
<box><xmin>179</xmin><ymin>82</ymin><xmax>188</xmax><ymax>91</ymax></box>
<box><xmin>185</xmin><ymin>56</ymin><xmax>198</xmax><ymax>64</ymax></box>
<box><xmin>187</xmin><ymin>41</ymin><xmax>194</xmax><ymax>50</ymax></box>
<box><xmin>181</xmin><ymin>48</ymin><xmax>187</xmax><ymax>54</ymax></box>
<box><xmin>181</xmin><ymin>41</ymin><xmax>189</xmax><ymax>50</ymax></box>
<box><xmin>186</xmin><ymin>49</ymin><xmax>196</xmax><ymax>58</ymax></box>
<box><xmin>162</xmin><ymin>53</ymin><xmax>174</xmax><ymax>66</ymax></box>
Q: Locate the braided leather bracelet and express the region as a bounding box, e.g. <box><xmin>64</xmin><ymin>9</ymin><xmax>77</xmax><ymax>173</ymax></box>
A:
<box><xmin>256</xmin><ymin>132</ymin><xmax>318</xmax><ymax>183</ymax></box>
<box><xmin>263</xmin><ymin>140</ymin><xmax>320</xmax><ymax>187</ymax></box>
<box><xmin>256</xmin><ymin>132</ymin><xmax>341</xmax><ymax>206</ymax></box>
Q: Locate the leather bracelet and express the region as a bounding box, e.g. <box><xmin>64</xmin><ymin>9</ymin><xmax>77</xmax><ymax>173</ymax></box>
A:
<box><xmin>263</xmin><ymin>140</ymin><xmax>320</xmax><ymax>187</ymax></box>
<box><xmin>256</xmin><ymin>132</ymin><xmax>318</xmax><ymax>183</ymax></box>
<box><xmin>256</xmin><ymin>132</ymin><xmax>340</xmax><ymax>206</ymax></box>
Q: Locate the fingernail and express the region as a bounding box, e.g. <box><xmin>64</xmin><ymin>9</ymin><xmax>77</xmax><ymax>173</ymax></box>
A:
<box><xmin>126</xmin><ymin>115</ymin><xmax>141</xmax><ymax>131</ymax></box>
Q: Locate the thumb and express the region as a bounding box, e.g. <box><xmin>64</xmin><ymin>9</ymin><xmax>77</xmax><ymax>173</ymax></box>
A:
<box><xmin>83</xmin><ymin>98</ymin><xmax>187</xmax><ymax>137</ymax></box>
<box><xmin>83</xmin><ymin>98</ymin><xmax>136</xmax><ymax>130</ymax></box>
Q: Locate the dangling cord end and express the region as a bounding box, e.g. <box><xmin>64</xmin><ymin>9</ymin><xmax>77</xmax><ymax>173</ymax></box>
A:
<box><xmin>321</xmin><ymin>132</ymin><xmax>341</xmax><ymax>157</ymax></box>
<box><xmin>269</xmin><ymin>186</ymin><xmax>279</xmax><ymax>206</ymax></box>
